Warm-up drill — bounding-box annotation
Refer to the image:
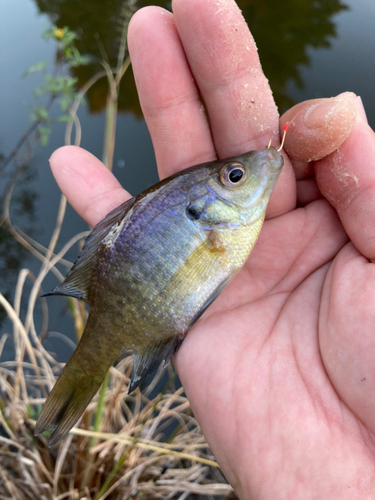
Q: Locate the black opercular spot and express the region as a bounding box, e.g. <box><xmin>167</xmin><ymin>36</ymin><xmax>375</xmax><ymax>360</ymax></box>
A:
<box><xmin>229</xmin><ymin>168</ymin><xmax>244</xmax><ymax>183</ymax></box>
<box><xmin>186</xmin><ymin>205</ymin><xmax>201</xmax><ymax>220</ymax></box>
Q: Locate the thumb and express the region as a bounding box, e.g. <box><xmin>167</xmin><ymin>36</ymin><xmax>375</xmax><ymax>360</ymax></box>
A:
<box><xmin>280</xmin><ymin>92</ymin><xmax>358</xmax><ymax>164</ymax></box>
<box><xmin>314</xmin><ymin>100</ymin><xmax>375</xmax><ymax>260</ymax></box>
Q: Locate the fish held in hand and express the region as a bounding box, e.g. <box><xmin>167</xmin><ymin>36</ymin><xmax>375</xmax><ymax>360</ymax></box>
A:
<box><xmin>35</xmin><ymin>146</ymin><xmax>284</xmax><ymax>445</ymax></box>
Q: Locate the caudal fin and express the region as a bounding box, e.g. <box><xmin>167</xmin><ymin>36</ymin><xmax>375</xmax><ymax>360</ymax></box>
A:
<box><xmin>35</xmin><ymin>361</ymin><xmax>103</xmax><ymax>446</ymax></box>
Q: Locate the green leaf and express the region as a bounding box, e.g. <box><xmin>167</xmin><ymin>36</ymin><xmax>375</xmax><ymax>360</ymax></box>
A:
<box><xmin>58</xmin><ymin>114</ymin><xmax>74</xmax><ymax>122</ymax></box>
<box><xmin>61</xmin><ymin>31</ymin><xmax>77</xmax><ymax>45</ymax></box>
<box><xmin>70</xmin><ymin>54</ymin><xmax>91</xmax><ymax>67</ymax></box>
<box><xmin>38</xmin><ymin>126</ymin><xmax>52</xmax><ymax>146</ymax></box>
<box><xmin>59</xmin><ymin>94</ymin><xmax>71</xmax><ymax>112</ymax></box>
<box><xmin>33</xmin><ymin>83</ymin><xmax>48</xmax><ymax>98</ymax></box>
<box><xmin>42</xmin><ymin>25</ymin><xmax>56</xmax><ymax>39</ymax></box>
<box><xmin>23</xmin><ymin>61</ymin><xmax>48</xmax><ymax>78</ymax></box>
<box><xmin>45</xmin><ymin>76</ymin><xmax>64</xmax><ymax>93</ymax></box>
<box><xmin>35</xmin><ymin>106</ymin><xmax>49</xmax><ymax>120</ymax></box>
<box><xmin>65</xmin><ymin>77</ymin><xmax>78</xmax><ymax>88</ymax></box>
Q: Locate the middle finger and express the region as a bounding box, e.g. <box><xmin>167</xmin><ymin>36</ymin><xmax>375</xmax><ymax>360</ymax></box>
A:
<box><xmin>173</xmin><ymin>0</ymin><xmax>281</xmax><ymax>156</ymax></box>
<box><xmin>129</xmin><ymin>0</ymin><xmax>296</xmax><ymax>215</ymax></box>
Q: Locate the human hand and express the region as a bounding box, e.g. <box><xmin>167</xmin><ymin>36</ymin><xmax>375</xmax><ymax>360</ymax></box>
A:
<box><xmin>49</xmin><ymin>0</ymin><xmax>375</xmax><ymax>498</ymax></box>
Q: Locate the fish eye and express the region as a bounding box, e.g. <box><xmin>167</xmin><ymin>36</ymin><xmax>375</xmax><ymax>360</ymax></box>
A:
<box><xmin>220</xmin><ymin>162</ymin><xmax>247</xmax><ymax>188</ymax></box>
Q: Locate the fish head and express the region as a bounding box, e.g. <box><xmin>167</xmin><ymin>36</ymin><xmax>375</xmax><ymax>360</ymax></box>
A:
<box><xmin>186</xmin><ymin>146</ymin><xmax>284</xmax><ymax>228</ymax></box>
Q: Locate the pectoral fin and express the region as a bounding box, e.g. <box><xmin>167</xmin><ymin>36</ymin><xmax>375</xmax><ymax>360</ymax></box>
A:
<box><xmin>129</xmin><ymin>336</ymin><xmax>182</xmax><ymax>393</ymax></box>
<box><xmin>187</xmin><ymin>274</ymin><xmax>235</xmax><ymax>330</ymax></box>
<box><xmin>129</xmin><ymin>274</ymin><xmax>235</xmax><ymax>393</ymax></box>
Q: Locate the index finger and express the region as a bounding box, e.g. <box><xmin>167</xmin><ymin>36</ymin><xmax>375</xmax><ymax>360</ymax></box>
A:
<box><xmin>173</xmin><ymin>0</ymin><xmax>278</xmax><ymax>156</ymax></box>
<box><xmin>128</xmin><ymin>0</ymin><xmax>296</xmax><ymax>217</ymax></box>
<box><xmin>50</xmin><ymin>146</ymin><xmax>130</xmax><ymax>228</ymax></box>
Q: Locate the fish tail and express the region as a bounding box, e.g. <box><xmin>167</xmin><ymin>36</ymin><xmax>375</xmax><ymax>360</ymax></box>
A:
<box><xmin>35</xmin><ymin>358</ymin><xmax>104</xmax><ymax>446</ymax></box>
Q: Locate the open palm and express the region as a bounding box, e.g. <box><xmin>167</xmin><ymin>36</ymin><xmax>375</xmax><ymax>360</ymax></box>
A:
<box><xmin>50</xmin><ymin>0</ymin><xmax>375</xmax><ymax>497</ymax></box>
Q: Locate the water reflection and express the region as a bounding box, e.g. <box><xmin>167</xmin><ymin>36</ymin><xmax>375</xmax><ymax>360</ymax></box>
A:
<box><xmin>34</xmin><ymin>0</ymin><xmax>171</xmax><ymax>117</ymax></box>
<box><xmin>0</xmin><ymin>163</ymin><xmax>38</xmax><ymax>329</ymax></box>
<box><xmin>238</xmin><ymin>0</ymin><xmax>349</xmax><ymax>112</ymax></box>
<box><xmin>33</xmin><ymin>0</ymin><xmax>348</xmax><ymax>115</ymax></box>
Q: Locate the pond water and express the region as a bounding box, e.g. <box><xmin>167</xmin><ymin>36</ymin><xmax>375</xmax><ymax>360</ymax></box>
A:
<box><xmin>1</xmin><ymin>0</ymin><xmax>375</xmax><ymax>363</ymax></box>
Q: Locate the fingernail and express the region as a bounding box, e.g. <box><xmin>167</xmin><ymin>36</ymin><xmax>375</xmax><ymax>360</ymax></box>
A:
<box><xmin>304</xmin><ymin>99</ymin><xmax>340</xmax><ymax>129</ymax></box>
<box><xmin>303</xmin><ymin>93</ymin><xmax>357</xmax><ymax>130</ymax></box>
<box><xmin>355</xmin><ymin>96</ymin><xmax>368</xmax><ymax>124</ymax></box>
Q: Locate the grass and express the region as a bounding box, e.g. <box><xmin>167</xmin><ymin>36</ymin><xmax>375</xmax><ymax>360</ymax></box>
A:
<box><xmin>0</xmin><ymin>199</ymin><xmax>235</xmax><ymax>498</ymax></box>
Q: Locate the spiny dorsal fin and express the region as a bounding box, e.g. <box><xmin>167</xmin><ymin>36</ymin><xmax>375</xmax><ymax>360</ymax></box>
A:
<box><xmin>44</xmin><ymin>197</ymin><xmax>135</xmax><ymax>303</ymax></box>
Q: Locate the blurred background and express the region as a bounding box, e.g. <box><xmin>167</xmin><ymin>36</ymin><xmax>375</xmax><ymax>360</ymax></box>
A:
<box><xmin>1</xmin><ymin>0</ymin><xmax>375</xmax><ymax>360</ymax></box>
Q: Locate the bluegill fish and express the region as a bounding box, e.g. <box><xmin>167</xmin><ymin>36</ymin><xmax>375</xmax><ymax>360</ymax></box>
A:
<box><xmin>35</xmin><ymin>146</ymin><xmax>283</xmax><ymax>445</ymax></box>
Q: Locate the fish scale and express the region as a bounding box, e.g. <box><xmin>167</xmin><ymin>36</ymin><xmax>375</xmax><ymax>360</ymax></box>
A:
<box><xmin>35</xmin><ymin>146</ymin><xmax>283</xmax><ymax>446</ymax></box>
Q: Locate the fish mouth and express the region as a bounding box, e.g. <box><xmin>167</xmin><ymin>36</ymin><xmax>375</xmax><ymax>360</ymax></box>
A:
<box><xmin>268</xmin><ymin>162</ymin><xmax>283</xmax><ymax>173</ymax></box>
<box><xmin>263</xmin><ymin>147</ymin><xmax>284</xmax><ymax>172</ymax></box>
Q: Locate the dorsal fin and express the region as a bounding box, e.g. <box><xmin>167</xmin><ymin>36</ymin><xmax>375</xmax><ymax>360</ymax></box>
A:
<box><xmin>44</xmin><ymin>197</ymin><xmax>135</xmax><ymax>303</ymax></box>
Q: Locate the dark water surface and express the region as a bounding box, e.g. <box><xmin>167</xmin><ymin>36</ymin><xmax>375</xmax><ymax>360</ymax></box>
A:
<box><xmin>1</xmin><ymin>0</ymin><xmax>375</xmax><ymax>361</ymax></box>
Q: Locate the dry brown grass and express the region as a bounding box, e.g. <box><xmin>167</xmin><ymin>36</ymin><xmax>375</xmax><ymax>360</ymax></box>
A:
<box><xmin>0</xmin><ymin>192</ymin><xmax>235</xmax><ymax>499</ymax></box>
